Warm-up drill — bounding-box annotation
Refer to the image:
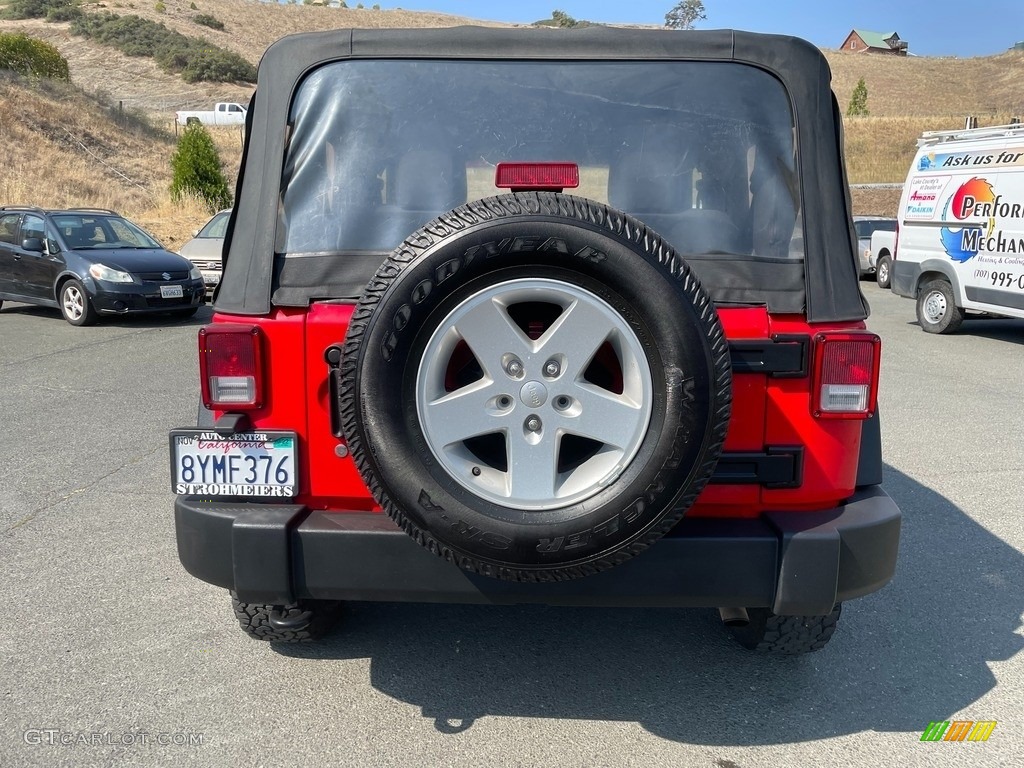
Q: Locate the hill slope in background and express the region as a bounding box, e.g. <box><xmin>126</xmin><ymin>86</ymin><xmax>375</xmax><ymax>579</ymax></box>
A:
<box><xmin>2</xmin><ymin>0</ymin><xmax>1024</xmax><ymax>240</ymax></box>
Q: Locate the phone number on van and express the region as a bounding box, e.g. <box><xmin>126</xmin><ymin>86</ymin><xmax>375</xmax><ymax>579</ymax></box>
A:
<box><xmin>988</xmin><ymin>271</ymin><xmax>1024</xmax><ymax>290</ymax></box>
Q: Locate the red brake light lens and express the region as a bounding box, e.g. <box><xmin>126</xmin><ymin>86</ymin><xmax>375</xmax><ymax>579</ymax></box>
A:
<box><xmin>495</xmin><ymin>162</ymin><xmax>580</xmax><ymax>191</ymax></box>
<box><xmin>198</xmin><ymin>325</ymin><xmax>264</xmax><ymax>409</ymax></box>
<box><xmin>812</xmin><ymin>332</ymin><xmax>881</xmax><ymax>419</ymax></box>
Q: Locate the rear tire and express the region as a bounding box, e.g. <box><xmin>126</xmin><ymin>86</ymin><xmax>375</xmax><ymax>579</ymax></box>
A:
<box><xmin>231</xmin><ymin>592</ymin><xmax>343</xmax><ymax>643</ymax></box>
<box><xmin>916</xmin><ymin>279</ymin><xmax>964</xmax><ymax>334</ymax></box>
<box><xmin>728</xmin><ymin>604</ymin><xmax>842</xmax><ymax>654</ymax></box>
<box><xmin>875</xmin><ymin>255</ymin><xmax>891</xmax><ymax>289</ymax></box>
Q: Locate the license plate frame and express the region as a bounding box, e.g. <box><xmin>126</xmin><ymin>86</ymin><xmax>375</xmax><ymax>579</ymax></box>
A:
<box><xmin>169</xmin><ymin>429</ymin><xmax>298</xmax><ymax>497</ymax></box>
<box><xmin>160</xmin><ymin>285</ymin><xmax>184</xmax><ymax>299</ymax></box>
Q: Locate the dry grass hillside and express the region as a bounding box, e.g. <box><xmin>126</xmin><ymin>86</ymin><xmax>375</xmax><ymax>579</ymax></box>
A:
<box><xmin>0</xmin><ymin>72</ymin><xmax>242</xmax><ymax>247</ymax></box>
<box><xmin>2</xmin><ymin>1</ymin><xmax>1024</xmax><ymax>239</ymax></box>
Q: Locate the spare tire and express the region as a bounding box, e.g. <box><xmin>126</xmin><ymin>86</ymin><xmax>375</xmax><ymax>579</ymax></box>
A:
<box><xmin>339</xmin><ymin>192</ymin><xmax>731</xmax><ymax>581</ymax></box>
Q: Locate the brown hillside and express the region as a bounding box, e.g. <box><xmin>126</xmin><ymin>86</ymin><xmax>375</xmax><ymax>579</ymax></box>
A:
<box><xmin>1</xmin><ymin>1</ymin><xmax>510</xmax><ymax>113</ymax></box>
<box><xmin>3</xmin><ymin>3</ymin><xmax>1024</xmax><ymax>240</ymax></box>
<box><xmin>825</xmin><ymin>48</ymin><xmax>1024</xmax><ymax>118</ymax></box>
<box><xmin>0</xmin><ymin>72</ymin><xmax>242</xmax><ymax>247</ymax></box>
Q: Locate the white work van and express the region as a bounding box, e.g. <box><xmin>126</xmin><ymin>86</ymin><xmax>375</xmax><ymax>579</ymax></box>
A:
<box><xmin>891</xmin><ymin>123</ymin><xmax>1024</xmax><ymax>333</ymax></box>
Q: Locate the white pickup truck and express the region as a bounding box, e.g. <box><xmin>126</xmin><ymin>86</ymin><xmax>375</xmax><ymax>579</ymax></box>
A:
<box><xmin>175</xmin><ymin>102</ymin><xmax>247</xmax><ymax>127</ymax></box>
<box><xmin>870</xmin><ymin>229</ymin><xmax>898</xmax><ymax>289</ymax></box>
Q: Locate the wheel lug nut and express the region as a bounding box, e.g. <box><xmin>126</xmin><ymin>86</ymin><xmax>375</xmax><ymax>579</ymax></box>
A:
<box><xmin>526</xmin><ymin>416</ymin><xmax>542</xmax><ymax>432</ymax></box>
<box><xmin>506</xmin><ymin>359</ymin><xmax>523</xmax><ymax>377</ymax></box>
<box><xmin>544</xmin><ymin>360</ymin><xmax>560</xmax><ymax>377</ymax></box>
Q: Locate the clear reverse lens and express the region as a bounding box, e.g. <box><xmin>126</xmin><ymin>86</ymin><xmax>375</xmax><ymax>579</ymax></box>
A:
<box><xmin>209</xmin><ymin>376</ymin><xmax>256</xmax><ymax>403</ymax></box>
<box><xmin>819</xmin><ymin>384</ymin><xmax>869</xmax><ymax>412</ymax></box>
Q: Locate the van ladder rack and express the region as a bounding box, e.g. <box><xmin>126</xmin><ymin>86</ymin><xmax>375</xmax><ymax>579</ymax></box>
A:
<box><xmin>918</xmin><ymin>123</ymin><xmax>1024</xmax><ymax>148</ymax></box>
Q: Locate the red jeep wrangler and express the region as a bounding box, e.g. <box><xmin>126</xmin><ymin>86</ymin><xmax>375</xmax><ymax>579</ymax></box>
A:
<box><xmin>171</xmin><ymin>27</ymin><xmax>900</xmax><ymax>654</ymax></box>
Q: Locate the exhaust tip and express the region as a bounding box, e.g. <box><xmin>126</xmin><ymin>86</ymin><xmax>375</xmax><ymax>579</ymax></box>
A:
<box><xmin>718</xmin><ymin>607</ymin><xmax>750</xmax><ymax>627</ymax></box>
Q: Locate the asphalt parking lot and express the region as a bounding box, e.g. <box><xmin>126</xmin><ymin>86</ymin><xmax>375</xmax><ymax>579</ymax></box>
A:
<box><xmin>1</xmin><ymin>286</ymin><xmax>1022</xmax><ymax>768</ymax></box>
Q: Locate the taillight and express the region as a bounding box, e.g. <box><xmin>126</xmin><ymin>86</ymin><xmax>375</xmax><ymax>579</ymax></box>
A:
<box><xmin>495</xmin><ymin>162</ymin><xmax>580</xmax><ymax>192</ymax></box>
<box><xmin>811</xmin><ymin>332</ymin><xmax>881</xmax><ymax>419</ymax></box>
<box><xmin>893</xmin><ymin>221</ymin><xmax>900</xmax><ymax>260</ymax></box>
<box><xmin>198</xmin><ymin>325</ymin><xmax>264</xmax><ymax>409</ymax></box>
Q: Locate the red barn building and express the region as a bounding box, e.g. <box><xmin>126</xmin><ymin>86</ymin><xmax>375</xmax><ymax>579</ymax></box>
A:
<box><xmin>840</xmin><ymin>30</ymin><xmax>908</xmax><ymax>55</ymax></box>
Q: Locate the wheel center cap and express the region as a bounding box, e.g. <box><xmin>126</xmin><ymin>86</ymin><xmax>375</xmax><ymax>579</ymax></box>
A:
<box><xmin>520</xmin><ymin>380</ymin><xmax>548</xmax><ymax>408</ymax></box>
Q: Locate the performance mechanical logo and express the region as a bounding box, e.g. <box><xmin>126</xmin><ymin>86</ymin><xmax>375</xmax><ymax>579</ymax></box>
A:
<box><xmin>939</xmin><ymin>178</ymin><xmax>994</xmax><ymax>263</ymax></box>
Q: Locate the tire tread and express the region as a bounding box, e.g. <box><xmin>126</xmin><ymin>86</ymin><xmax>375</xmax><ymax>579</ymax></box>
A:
<box><xmin>230</xmin><ymin>592</ymin><xmax>341</xmax><ymax>643</ymax></box>
<box><xmin>729</xmin><ymin>604</ymin><xmax>842</xmax><ymax>654</ymax></box>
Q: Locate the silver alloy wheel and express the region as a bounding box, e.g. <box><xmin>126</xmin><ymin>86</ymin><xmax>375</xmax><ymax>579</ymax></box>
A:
<box><xmin>877</xmin><ymin>260</ymin><xmax>889</xmax><ymax>285</ymax></box>
<box><xmin>416</xmin><ymin>278</ymin><xmax>654</xmax><ymax>510</ymax></box>
<box><xmin>63</xmin><ymin>284</ymin><xmax>85</xmax><ymax>321</ymax></box>
<box><xmin>922</xmin><ymin>288</ymin><xmax>947</xmax><ymax>324</ymax></box>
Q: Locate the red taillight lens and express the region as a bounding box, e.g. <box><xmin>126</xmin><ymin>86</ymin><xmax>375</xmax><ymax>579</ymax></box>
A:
<box><xmin>198</xmin><ymin>325</ymin><xmax>264</xmax><ymax>409</ymax></box>
<box><xmin>495</xmin><ymin>162</ymin><xmax>580</xmax><ymax>191</ymax></box>
<box><xmin>811</xmin><ymin>332</ymin><xmax>881</xmax><ymax>419</ymax></box>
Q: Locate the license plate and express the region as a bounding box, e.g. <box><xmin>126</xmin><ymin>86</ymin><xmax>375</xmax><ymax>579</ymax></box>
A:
<box><xmin>200</xmin><ymin>271</ymin><xmax>220</xmax><ymax>286</ymax></box>
<box><xmin>170</xmin><ymin>430</ymin><xmax>297</xmax><ymax>497</ymax></box>
<box><xmin>161</xmin><ymin>285</ymin><xmax>184</xmax><ymax>299</ymax></box>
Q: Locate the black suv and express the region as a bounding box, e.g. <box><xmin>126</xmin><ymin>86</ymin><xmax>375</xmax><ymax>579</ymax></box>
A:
<box><xmin>172</xmin><ymin>28</ymin><xmax>900</xmax><ymax>654</ymax></box>
<box><xmin>0</xmin><ymin>207</ymin><xmax>205</xmax><ymax>325</ymax></box>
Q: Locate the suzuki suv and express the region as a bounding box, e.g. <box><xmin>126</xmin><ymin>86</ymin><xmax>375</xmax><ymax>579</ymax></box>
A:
<box><xmin>171</xmin><ymin>27</ymin><xmax>900</xmax><ymax>654</ymax></box>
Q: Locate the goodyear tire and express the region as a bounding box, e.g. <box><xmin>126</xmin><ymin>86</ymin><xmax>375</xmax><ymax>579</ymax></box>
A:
<box><xmin>339</xmin><ymin>192</ymin><xmax>731</xmax><ymax>581</ymax></box>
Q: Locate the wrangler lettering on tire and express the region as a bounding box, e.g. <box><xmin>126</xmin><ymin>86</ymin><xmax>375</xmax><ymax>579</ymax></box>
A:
<box><xmin>339</xmin><ymin>192</ymin><xmax>732</xmax><ymax>581</ymax></box>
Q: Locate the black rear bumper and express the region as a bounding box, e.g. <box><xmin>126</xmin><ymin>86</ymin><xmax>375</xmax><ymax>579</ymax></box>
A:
<box><xmin>175</xmin><ymin>486</ymin><xmax>900</xmax><ymax>615</ymax></box>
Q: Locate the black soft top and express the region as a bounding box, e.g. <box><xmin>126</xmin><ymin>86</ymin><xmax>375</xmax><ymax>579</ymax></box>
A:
<box><xmin>218</xmin><ymin>26</ymin><xmax>866</xmax><ymax>323</ymax></box>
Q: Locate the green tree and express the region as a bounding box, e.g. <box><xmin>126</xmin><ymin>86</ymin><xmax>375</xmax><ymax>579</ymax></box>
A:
<box><xmin>0</xmin><ymin>32</ymin><xmax>70</xmax><ymax>79</ymax></box>
<box><xmin>847</xmin><ymin>77</ymin><xmax>869</xmax><ymax>116</ymax></box>
<box><xmin>664</xmin><ymin>0</ymin><xmax>705</xmax><ymax>29</ymax></box>
<box><xmin>170</xmin><ymin>123</ymin><xmax>232</xmax><ymax>213</ymax></box>
<box><xmin>551</xmin><ymin>9</ymin><xmax>577</xmax><ymax>27</ymax></box>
